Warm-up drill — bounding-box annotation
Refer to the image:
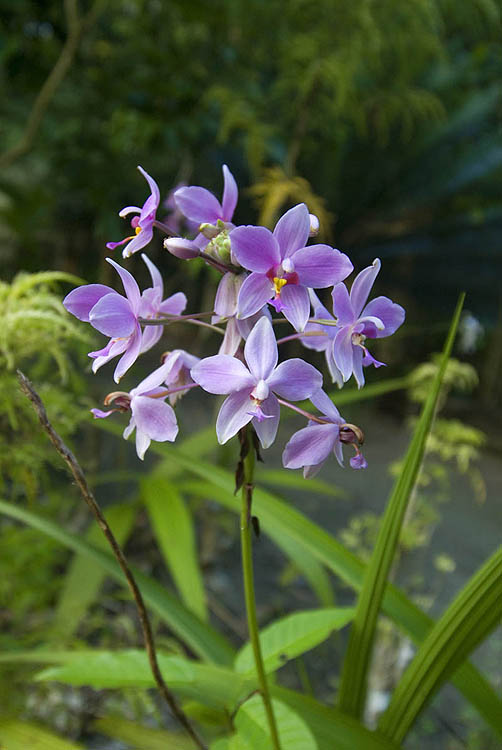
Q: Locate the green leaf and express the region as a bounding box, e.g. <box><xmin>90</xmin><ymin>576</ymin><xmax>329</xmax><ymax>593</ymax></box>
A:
<box><xmin>273</xmin><ymin>532</ymin><xmax>335</xmax><ymax>607</ymax></box>
<box><xmin>378</xmin><ymin>546</ymin><xmax>502</xmax><ymax>743</ymax></box>
<box><xmin>142</xmin><ymin>476</ymin><xmax>207</xmax><ymax>622</ymax></box>
<box><xmin>36</xmin><ymin>650</ymin><xmax>254</xmax><ymax>709</ymax></box>
<box><xmin>0</xmin><ymin>720</ymin><xmax>83</xmax><ymax>750</ymax></box>
<box><xmin>93</xmin><ymin>717</ymin><xmax>196</xmax><ymax>750</ymax></box>
<box><xmin>338</xmin><ymin>294</ymin><xmax>465</xmax><ymax>718</ymax></box>
<box><xmin>256</xmin><ymin>468</ymin><xmax>346</xmax><ymax>498</ymax></box>
<box><xmin>49</xmin><ymin>500</ymin><xmax>137</xmax><ymax>641</ymax></box>
<box><xmin>273</xmin><ymin>687</ymin><xmax>402</xmax><ymax>750</ymax></box>
<box><xmin>0</xmin><ymin>499</ymin><xmax>234</xmax><ymax>666</ymax></box>
<box><xmin>235</xmin><ymin>695</ymin><xmax>317</xmax><ymax>750</ymax></box>
<box><xmin>235</xmin><ymin>608</ymin><xmax>354</xmax><ymax>677</ymax></box>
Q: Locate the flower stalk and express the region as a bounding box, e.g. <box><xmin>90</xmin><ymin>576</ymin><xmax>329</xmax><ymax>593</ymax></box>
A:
<box><xmin>239</xmin><ymin>428</ymin><xmax>281</xmax><ymax>750</ymax></box>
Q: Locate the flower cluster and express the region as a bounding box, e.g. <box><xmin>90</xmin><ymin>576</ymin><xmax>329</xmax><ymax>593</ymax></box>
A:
<box><xmin>63</xmin><ymin>165</ymin><xmax>405</xmax><ymax>475</ymax></box>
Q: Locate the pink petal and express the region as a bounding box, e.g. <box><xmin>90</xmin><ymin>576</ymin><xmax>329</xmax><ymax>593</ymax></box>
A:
<box><xmin>89</xmin><ymin>293</ymin><xmax>136</xmax><ymax>337</ymax></box>
<box><xmin>237</xmin><ymin>272</ymin><xmax>274</xmax><ymax>319</ymax></box>
<box><xmin>273</xmin><ymin>204</ymin><xmax>310</xmax><ymax>258</ymax></box>
<box><xmin>174</xmin><ymin>186</ymin><xmax>222</xmax><ymax>224</ymax></box>
<box><xmin>158</xmin><ymin>292</ymin><xmax>187</xmax><ymax>316</ymax></box>
<box><xmin>138</xmin><ymin>166</ymin><xmax>160</xmax><ymax>207</ymax></box>
<box><xmin>122</xmin><ymin>226</ymin><xmax>154</xmax><ymax>258</ymax></box>
<box><xmin>141</xmin><ymin>253</ymin><xmax>163</xmax><ymax>296</ymax></box>
<box><xmin>132</xmin><ymin>395</ymin><xmax>178</xmax><ymax>442</ymax></box>
<box><xmin>106</xmin><ymin>257</ymin><xmax>141</xmax><ymax>313</ymax></box>
<box><xmin>221</xmin><ymin>164</ymin><xmax>238</xmax><ymax>221</ymax></box>
<box><xmin>63</xmin><ymin>284</ymin><xmax>113</xmax><ymax>322</ymax></box>
<box><xmin>113</xmin><ymin>323</ymin><xmax>142</xmax><ymax>383</ymax></box>
<box><xmin>230</xmin><ymin>226</ymin><xmax>281</xmax><ymax>272</ymax></box>
<box><xmin>293</xmin><ymin>245</ymin><xmax>353</xmax><ymax>287</ymax></box>
<box><xmin>244</xmin><ymin>317</ymin><xmax>278</xmax><ymax>381</ymax></box>
<box><xmin>140</xmin><ymin>325</ymin><xmax>163</xmax><ymax>353</ymax></box>
<box><xmin>191</xmin><ymin>355</ymin><xmax>254</xmax><ymax>395</ymax></box>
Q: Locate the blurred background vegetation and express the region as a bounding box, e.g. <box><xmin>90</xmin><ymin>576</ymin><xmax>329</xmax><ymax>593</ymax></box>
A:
<box><xmin>1</xmin><ymin>1</ymin><xmax>501</xmax><ymax>748</ymax></box>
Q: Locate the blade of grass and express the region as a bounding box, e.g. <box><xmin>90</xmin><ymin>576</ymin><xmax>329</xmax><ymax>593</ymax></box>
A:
<box><xmin>337</xmin><ymin>294</ymin><xmax>464</xmax><ymax>718</ymax></box>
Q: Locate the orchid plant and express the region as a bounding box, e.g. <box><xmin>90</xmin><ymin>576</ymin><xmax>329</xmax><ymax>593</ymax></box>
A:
<box><xmin>62</xmin><ymin>163</ymin><xmax>411</xmax><ymax>749</ymax></box>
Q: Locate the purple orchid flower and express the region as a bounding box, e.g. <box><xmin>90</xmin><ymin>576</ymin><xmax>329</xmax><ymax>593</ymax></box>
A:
<box><xmin>139</xmin><ymin>254</ymin><xmax>187</xmax><ymax>354</ymax></box>
<box><xmin>212</xmin><ymin>271</ymin><xmax>270</xmax><ymax>356</ymax></box>
<box><xmin>282</xmin><ymin>390</ymin><xmax>367</xmax><ymax>477</ymax></box>
<box><xmin>307</xmin><ymin>259</ymin><xmax>405</xmax><ymax>388</ymax></box>
<box><xmin>191</xmin><ymin>317</ymin><xmax>322</xmax><ymax>448</ymax></box>
<box><xmin>64</xmin><ymin>257</ymin><xmax>143</xmax><ymax>382</ymax></box>
<box><xmin>92</xmin><ymin>359</ymin><xmax>179</xmax><ymax>460</ymax></box>
<box><xmin>174</xmin><ymin>164</ymin><xmax>238</xmax><ymax>237</ymax></box>
<box><xmin>230</xmin><ymin>203</ymin><xmax>353</xmax><ymax>332</ymax></box>
<box><xmin>161</xmin><ymin>349</ymin><xmax>200</xmax><ymax>405</ymax></box>
<box><xmin>106</xmin><ymin>166</ymin><xmax>160</xmax><ymax>258</ymax></box>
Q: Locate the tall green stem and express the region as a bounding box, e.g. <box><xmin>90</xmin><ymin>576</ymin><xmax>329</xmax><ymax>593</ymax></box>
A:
<box><xmin>240</xmin><ymin>431</ymin><xmax>281</xmax><ymax>750</ymax></box>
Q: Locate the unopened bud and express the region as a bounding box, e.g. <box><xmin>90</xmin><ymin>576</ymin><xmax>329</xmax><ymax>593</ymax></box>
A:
<box><xmin>309</xmin><ymin>214</ymin><xmax>320</xmax><ymax>237</ymax></box>
<box><xmin>164</xmin><ymin>237</ymin><xmax>200</xmax><ymax>260</ymax></box>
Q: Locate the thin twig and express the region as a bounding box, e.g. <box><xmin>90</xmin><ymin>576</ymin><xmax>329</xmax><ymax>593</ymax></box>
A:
<box><xmin>17</xmin><ymin>370</ymin><xmax>206</xmax><ymax>750</ymax></box>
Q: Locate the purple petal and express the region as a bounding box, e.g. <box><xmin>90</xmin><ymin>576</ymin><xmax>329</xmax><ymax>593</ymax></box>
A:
<box><xmin>106</xmin><ymin>258</ymin><xmax>141</xmax><ymax>313</ymax></box>
<box><xmin>140</xmin><ymin>324</ymin><xmax>163</xmax><ymax>353</ymax></box>
<box><xmin>237</xmin><ymin>272</ymin><xmax>274</xmax><ymax>319</ymax></box>
<box><xmin>141</xmin><ymin>254</ymin><xmax>163</xmax><ymax>295</ymax></box>
<box><xmin>352</xmin><ymin>346</ymin><xmax>365</xmax><ymax>388</ymax></box>
<box><xmin>332</xmin><ymin>283</ymin><xmax>354</xmax><ymax>326</ymax></box>
<box><xmin>89</xmin><ymin>293</ymin><xmax>136</xmax><ymax>337</ymax></box>
<box><xmin>292</xmin><ymin>245</ymin><xmax>353</xmax><ymax>288</ymax></box>
<box><xmin>252</xmin><ymin>393</ymin><xmax>280</xmax><ymax>449</ymax></box>
<box><xmin>268</xmin><ymin>358</ymin><xmax>322</xmax><ymax>400</ymax></box>
<box><xmin>138</xmin><ymin>166</ymin><xmax>160</xmax><ymax>208</ymax></box>
<box><xmin>91</xmin><ymin>408</ymin><xmax>114</xmax><ymax>419</ymax></box>
<box><xmin>174</xmin><ymin>186</ymin><xmax>222</xmax><ymax>224</ymax></box>
<box><xmin>133</xmin><ymin>358</ymin><xmax>179</xmax><ymax>395</ymax></box>
<box><xmin>158</xmin><ymin>292</ymin><xmax>187</xmax><ymax>316</ymax></box>
<box><xmin>283</xmin><ymin>423</ymin><xmax>339</xmax><ymax>469</ymax></box>
<box><xmin>164</xmin><ymin>237</ymin><xmax>201</xmax><ymax>260</ymax></box>
<box><xmin>231</xmin><ymin>226</ymin><xmax>281</xmax><ymax>272</ymax></box>
<box><xmin>191</xmin><ymin>355</ymin><xmax>253</xmax><ymax>395</ymax></box>
<box><xmin>350</xmin><ymin>452</ymin><xmax>367</xmax><ymax>469</ymax></box>
<box><xmin>214</xmin><ymin>272</ymin><xmax>245</xmax><ymax>318</ymax></box>
<box><xmin>310</xmin><ymin>389</ymin><xmax>343</xmax><ymax>421</ymax></box>
<box><xmin>118</xmin><ymin>205</ymin><xmax>141</xmax><ymax>218</ymax></box>
<box><xmin>135</xmin><ymin>430</ymin><xmax>151</xmax><ymax>461</ymax></box>
<box><xmin>244</xmin><ymin>317</ymin><xmax>278</xmax><ymax>381</ymax></box>
<box><xmin>216</xmin><ymin>389</ymin><xmax>255</xmax><ymax>444</ymax></box>
<box><xmin>221</xmin><ymin>165</ymin><xmax>238</xmax><ymax>221</ymax></box>
<box><xmin>350</xmin><ymin>258</ymin><xmax>381</xmax><ymax>318</ymax></box>
<box><xmin>132</xmin><ymin>395</ymin><xmax>178</xmax><ymax>442</ymax></box>
<box><xmin>122</xmin><ymin>226</ymin><xmax>154</xmax><ymax>258</ymax></box>
<box><xmin>300</xmin><ymin>322</ymin><xmax>331</xmax><ymax>353</ymax></box>
<box><xmin>63</xmin><ymin>284</ymin><xmax>113</xmax><ymax>322</ymax></box>
<box><xmin>326</xmin><ymin>347</ymin><xmax>344</xmax><ymax>388</ymax></box>
<box><xmin>106</xmin><ymin>238</ymin><xmax>134</xmax><ymax>251</ymax></box>
<box><xmin>218</xmin><ymin>317</ymin><xmax>242</xmax><ymax>355</ymax></box>
<box><xmin>113</xmin><ymin>324</ymin><xmax>142</xmax><ymax>383</ymax></box>
<box><xmin>273</xmin><ymin>204</ymin><xmax>310</xmax><ymax>258</ymax></box>
<box><xmin>90</xmin><ymin>338</ymin><xmax>128</xmax><ymax>373</ymax></box>
<box><xmin>333</xmin><ymin>326</ymin><xmax>355</xmax><ymax>383</ymax></box>
<box><xmin>280</xmin><ymin>284</ymin><xmax>311</xmax><ymax>332</ymax></box>
<box><xmin>362</xmin><ymin>296</ymin><xmax>405</xmax><ymax>337</ymax></box>
<box><xmin>309</xmin><ymin>289</ymin><xmax>334</xmax><ymax>322</ymax></box>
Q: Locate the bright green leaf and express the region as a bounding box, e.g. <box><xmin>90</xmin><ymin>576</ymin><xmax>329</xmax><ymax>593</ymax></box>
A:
<box><xmin>93</xmin><ymin>716</ymin><xmax>197</xmax><ymax>750</ymax></box>
<box><xmin>0</xmin><ymin>719</ymin><xmax>83</xmax><ymax>750</ymax></box>
<box><xmin>235</xmin><ymin>694</ymin><xmax>317</xmax><ymax>750</ymax></box>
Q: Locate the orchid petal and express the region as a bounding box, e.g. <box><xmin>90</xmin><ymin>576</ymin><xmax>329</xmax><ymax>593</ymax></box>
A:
<box><xmin>90</xmin><ymin>338</ymin><xmax>128</xmax><ymax>373</ymax></box>
<box><xmin>122</xmin><ymin>226</ymin><xmax>154</xmax><ymax>258</ymax></box>
<box><xmin>280</xmin><ymin>284</ymin><xmax>311</xmax><ymax>332</ymax></box>
<box><xmin>216</xmin><ymin>390</ymin><xmax>255</xmax><ymax>444</ymax></box>
<box><xmin>221</xmin><ymin>164</ymin><xmax>238</xmax><ymax>221</ymax></box>
<box><xmin>309</xmin><ymin>289</ymin><xmax>334</xmax><ymax>322</ymax></box>
<box><xmin>89</xmin><ymin>293</ymin><xmax>136</xmax><ymax>337</ymax></box>
<box><xmin>252</xmin><ymin>393</ymin><xmax>280</xmax><ymax>449</ymax></box>
<box><xmin>91</xmin><ymin>408</ymin><xmax>114</xmax><ymax>419</ymax></box>
<box><xmin>362</xmin><ymin>296</ymin><xmax>405</xmax><ymax>337</ymax></box>
<box><xmin>310</xmin><ymin>389</ymin><xmax>342</xmax><ymax>421</ymax></box>
<box><xmin>132</xmin><ymin>395</ymin><xmax>178</xmax><ymax>442</ymax></box>
<box><xmin>331</xmin><ymin>282</ymin><xmax>354</xmax><ymax>325</ymax></box>
<box><xmin>191</xmin><ymin>355</ymin><xmax>254</xmax><ymax>395</ymax></box>
<box><xmin>133</xmin><ymin>358</ymin><xmax>179</xmax><ymax>395</ymax></box>
<box><xmin>218</xmin><ymin>317</ymin><xmax>242</xmax><ymax>355</ymax></box>
<box><xmin>118</xmin><ymin>205</ymin><xmax>141</xmax><ymax>218</ymax></box>
<box><xmin>326</xmin><ymin>347</ymin><xmax>344</xmax><ymax>388</ymax></box>
<box><xmin>214</xmin><ymin>272</ymin><xmax>245</xmax><ymax>318</ymax></box>
<box><xmin>268</xmin><ymin>358</ymin><xmax>322</xmax><ymax>400</ymax></box>
<box><xmin>244</xmin><ymin>317</ymin><xmax>278</xmax><ymax>381</ymax></box>
<box><xmin>333</xmin><ymin>326</ymin><xmax>355</xmax><ymax>382</ymax></box>
<box><xmin>292</xmin><ymin>245</ymin><xmax>353</xmax><ymax>287</ymax></box>
<box><xmin>237</xmin><ymin>272</ymin><xmax>274</xmax><ymax>319</ymax></box>
<box><xmin>283</xmin><ymin>423</ymin><xmax>339</xmax><ymax>469</ymax></box>
<box><xmin>350</xmin><ymin>258</ymin><xmax>381</xmax><ymax>318</ymax></box>
<box><xmin>137</xmin><ymin>166</ymin><xmax>160</xmax><ymax>207</ymax></box>
<box><xmin>135</xmin><ymin>430</ymin><xmax>151</xmax><ymax>461</ymax></box>
<box><xmin>352</xmin><ymin>346</ymin><xmax>365</xmax><ymax>389</ymax></box>
<box><xmin>158</xmin><ymin>292</ymin><xmax>187</xmax><ymax>316</ymax></box>
<box><xmin>106</xmin><ymin>257</ymin><xmax>141</xmax><ymax>313</ymax></box>
<box><xmin>141</xmin><ymin>253</ymin><xmax>163</xmax><ymax>295</ymax></box>
<box><xmin>140</xmin><ymin>324</ymin><xmax>163</xmax><ymax>353</ymax></box>
<box><xmin>113</xmin><ymin>323</ymin><xmax>142</xmax><ymax>383</ymax></box>
<box><xmin>174</xmin><ymin>186</ymin><xmax>222</xmax><ymax>224</ymax></box>
<box><xmin>63</xmin><ymin>284</ymin><xmax>113</xmax><ymax>322</ymax></box>
<box><xmin>231</xmin><ymin>226</ymin><xmax>281</xmax><ymax>272</ymax></box>
<box><xmin>273</xmin><ymin>204</ymin><xmax>310</xmax><ymax>258</ymax></box>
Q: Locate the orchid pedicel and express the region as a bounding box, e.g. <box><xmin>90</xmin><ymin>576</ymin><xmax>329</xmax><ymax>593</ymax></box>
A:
<box><xmin>63</xmin><ymin>164</ymin><xmax>405</xmax><ymax>468</ymax></box>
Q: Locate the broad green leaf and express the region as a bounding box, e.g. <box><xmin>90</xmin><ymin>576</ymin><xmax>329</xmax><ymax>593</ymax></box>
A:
<box><xmin>274</xmin><ymin>687</ymin><xmax>402</xmax><ymax>750</ymax></box>
<box><xmin>0</xmin><ymin>499</ymin><xmax>234</xmax><ymax>666</ymax></box>
<box><xmin>256</xmin><ymin>468</ymin><xmax>346</xmax><ymax>498</ymax></box>
<box><xmin>49</xmin><ymin>500</ymin><xmax>137</xmax><ymax>641</ymax></box>
<box><xmin>274</xmin><ymin>533</ymin><xmax>334</xmax><ymax>607</ymax></box>
<box><xmin>0</xmin><ymin>719</ymin><xmax>83</xmax><ymax>750</ymax></box>
<box><xmin>167</xmin><ymin>465</ymin><xmax>502</xmax><ymax>738</ymax></box>
<box><xmin>235</xmin><ymin>608</ymin><xmax>354</xmax><ymax>677</ymax></box>
<box><xmin>93</xmin><ymin>716</ymin><xmax>196</xmax><ymax>749</ymax></box>
<box><xmin>338</xmin><ymin>294</ymin><xmax>464</xmax><ymax>718</ymax></box>
<box><xmin>235</xmin><ymin>695</ymin><xmax>317</xmax><ymax>750</ymax></box>
<box><xmin>36</xmin><ymin>650</ymin><xmax>254</xmax><ymax>709</ymax></box>
<box><xmin>143</xmin><ymin>476</ymin><xmax>207</xmax><ymax>622</ymax></box>
<box><xmin>378</xmin><ymin>546</ymin><xmax>502</xmax><ymax>743</ymax></box>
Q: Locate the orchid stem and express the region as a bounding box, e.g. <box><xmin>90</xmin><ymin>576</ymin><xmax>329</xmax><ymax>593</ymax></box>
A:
<box><xmin>240</xmin><ymin>430</ymin><xmax>281</xmax><ymax>750</ymax></box>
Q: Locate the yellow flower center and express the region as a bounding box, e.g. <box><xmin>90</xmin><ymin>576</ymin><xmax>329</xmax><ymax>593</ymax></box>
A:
<box><xmin>135</xmin><ymin>226</ymin><xmax>142</xmax><ymax>235</ymax></box>
<box><xmin>273</xmin><ymin>277</ymin><xmax>288</xmax><ymax>295</ymax></box>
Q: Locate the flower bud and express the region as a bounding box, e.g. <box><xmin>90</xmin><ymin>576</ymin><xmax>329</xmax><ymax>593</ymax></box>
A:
<box><xmin>163</xmin><ymin>237</ymin><xmax>200</xmax><ymax>260</ymax></box>
<box><xmin>309</xmin><ymin>214</ymin><xmax>320</xmax><ymax>237</ymax></box>
<box><xmin>199</xmin><ymin>222</ymin><xmax>220</xmax><ymax>240</ymax></box>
